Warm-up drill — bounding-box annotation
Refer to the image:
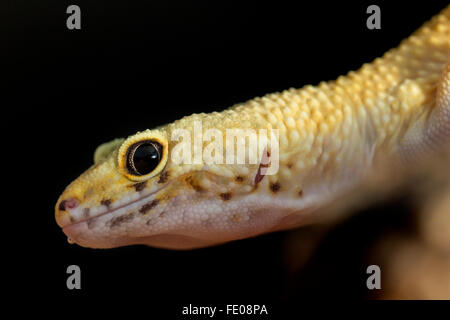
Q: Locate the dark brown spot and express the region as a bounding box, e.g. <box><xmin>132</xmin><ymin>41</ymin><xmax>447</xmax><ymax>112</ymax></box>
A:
<box><xmin>270</xmin><ymin>182</ymin><xmax>281</xmax><ymax>193</ymax></box>
<box><xmin>146</xmin><ymin>210</ymin><xmax>166</xmax><ymax>225</ymax></box>
<box><xmin>82</xmin><ymin>208</ymin><xmax>90</xmax><ymax>218</ymax></box>
<box><xmin>158</xmin><ymin>171</ymin><xmax>169</xmax><ymax>183</ymax></box>
<box><xmin>220</xmin><ymin>192</ymin><xmax>232</xmax><ymax>201</ymax></box>
<box><xmin>109</xmin><ymin>212</ymin><xmax>135</xmax><ymax>228</ymax></box>
<box><xmin>287</xmin><ymin>163</ymin><xmax>293</xmax><ymax>169</ymax></box>
<box><xmin>186</xmin><ymin>176</ymin><xmax>203</xmax><ymax>192</ymax></box>
<box><xmin>298</xmin><ymin>190</ymin><xmax>304</xmax><ymax>197</ymax></box>
<box><xmin>70</xmin><ymin>216</ymin><xmax>75</xmax><ymax>223</ymax></box>
<box><xmin>133</xmin><ymin>181</ymin><xmax>147</xmax><ymax>192</ymax></box>
<box><xmin>139</xmin><ymin>199</ymin><xmax>160</xmax><ymax>214</ymax></box>
<box><xmin>235</xmin><ymin>176</ymin><xmax>244</xmax><ymax>182</ymax></box>
<box><xmin>101</xmin><ymin>199</ymin><xmax>112</xmax><ymax>207</ymax></box>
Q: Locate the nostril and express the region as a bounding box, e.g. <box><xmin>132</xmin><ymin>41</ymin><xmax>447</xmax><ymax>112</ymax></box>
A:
<box><xmin>59</xmin><ymin>198</ymin><xmax>79</xmax><ymax>211</ymax></box>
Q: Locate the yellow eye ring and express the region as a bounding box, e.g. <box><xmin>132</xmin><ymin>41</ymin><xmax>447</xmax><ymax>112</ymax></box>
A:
<box><xmin>118</xmin><ymin>130</ymin><xmax>168</xmax><ymax>182</ymax></box>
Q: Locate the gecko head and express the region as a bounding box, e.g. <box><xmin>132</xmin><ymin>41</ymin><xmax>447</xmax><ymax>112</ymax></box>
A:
<box><xmin>55</xmin><ymin>122</ymin><xmax>290</xmax><ymax>250</ymax></box>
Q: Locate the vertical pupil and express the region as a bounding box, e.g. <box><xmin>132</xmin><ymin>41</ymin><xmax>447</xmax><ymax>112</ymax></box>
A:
<box><xmin>132</xmin><ymin>143</ymin><xmax>161</xmax><ymax>175</ymax></box>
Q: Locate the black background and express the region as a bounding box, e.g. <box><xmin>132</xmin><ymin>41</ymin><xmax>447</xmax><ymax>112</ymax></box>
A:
<box><xmin>5</xmin><ymin>0</ymin><xmax>450</xmax><ymax>316</ymax></box>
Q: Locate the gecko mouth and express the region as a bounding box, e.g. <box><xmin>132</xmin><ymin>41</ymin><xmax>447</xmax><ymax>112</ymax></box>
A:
<box><xmin>61</xmin><ymin>183</ymin><xmax>170</xmax><ymax>231</ymax></box>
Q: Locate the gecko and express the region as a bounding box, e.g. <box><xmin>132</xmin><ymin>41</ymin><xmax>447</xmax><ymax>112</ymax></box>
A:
<box><xmin>55</xmin><ymin>6</ymin><xmax>450</xmax><ymax>249</ymax></box>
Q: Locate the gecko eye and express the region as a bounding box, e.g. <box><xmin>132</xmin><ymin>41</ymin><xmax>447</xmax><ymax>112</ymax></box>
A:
<box><xmin>126</xmin><ymin>140</ymin><xmax>162</xmax><ymax>176</ymax></box>
<box><xmin>118</xmin><ymin>131</ymin><xmax>168</xmax><ymax>181</ymax></box>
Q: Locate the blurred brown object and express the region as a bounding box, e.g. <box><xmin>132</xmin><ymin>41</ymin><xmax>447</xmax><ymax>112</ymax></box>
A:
<box><xmin>377</xmin><ymin>236</ymin><xmax>450</xmax><ymax>299</ymax></box>
<box><xmin>283</xmin><ymin>143</ymin><xmax>450</xmax><ymax>299</ymax></box>
<box><xmin>376</xmin><ymin>147</ymin><xmax>450</xmax><ymax>299</ymax></box>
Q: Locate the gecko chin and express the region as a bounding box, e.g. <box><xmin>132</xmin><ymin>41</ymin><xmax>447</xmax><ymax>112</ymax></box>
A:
<box><xmin>61</xmin><ymin>190</ymin><xmax>315</xmax><ymax>250</ymax></box>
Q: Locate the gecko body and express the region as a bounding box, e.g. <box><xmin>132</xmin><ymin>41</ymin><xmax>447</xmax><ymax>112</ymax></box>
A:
<box><xmin>56</xmin><ymin>7</ymin><xmax>450</xmax><ymax>249</ymax></box>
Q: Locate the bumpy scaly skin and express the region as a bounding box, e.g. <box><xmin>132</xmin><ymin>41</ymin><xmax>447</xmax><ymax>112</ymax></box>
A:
<box><xmin>56</xmin><ymin>7</ymin><xmax>450</xmax><ymax>249</ymax></box>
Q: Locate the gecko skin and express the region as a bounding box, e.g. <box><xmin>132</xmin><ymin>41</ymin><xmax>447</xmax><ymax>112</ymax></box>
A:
<box><xmin>56</xmin><ymin>7</ymin><xmax>450</xmax><ymax>249</ymax></box>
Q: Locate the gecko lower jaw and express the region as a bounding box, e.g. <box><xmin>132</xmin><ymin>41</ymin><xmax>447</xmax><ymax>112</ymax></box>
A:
<box><xmin>60</xmin><ymin>184</ymin><xmax>170</xmax><ymax>230</ymax></box>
